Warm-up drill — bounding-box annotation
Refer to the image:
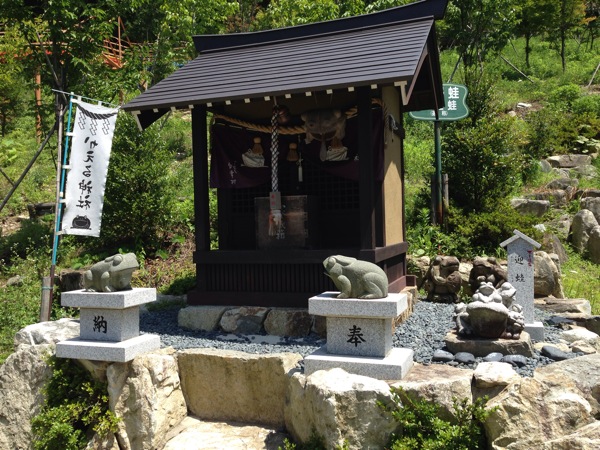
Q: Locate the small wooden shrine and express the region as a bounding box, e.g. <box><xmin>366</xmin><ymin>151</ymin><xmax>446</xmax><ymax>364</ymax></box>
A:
<box><xmin>123</xmin><ymin>0</ymin><xmax>448</xmax><ymax>307</ymax></box>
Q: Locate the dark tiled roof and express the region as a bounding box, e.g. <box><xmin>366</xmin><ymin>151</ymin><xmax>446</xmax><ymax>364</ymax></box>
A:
<box><xmin>123</xmin><ymin>1</ymin><xmax>447</xmax><ymax>129</ymax></box>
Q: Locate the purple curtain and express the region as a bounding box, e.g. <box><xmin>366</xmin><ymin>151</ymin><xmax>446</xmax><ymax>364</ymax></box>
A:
<box><xmin>210</xmin><ymin>110</ymin><xmax>384</xmax><ymax>189</ymax></box>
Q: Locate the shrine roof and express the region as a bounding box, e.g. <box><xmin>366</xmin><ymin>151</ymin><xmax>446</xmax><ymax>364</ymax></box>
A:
<box><xmin>122</xmin><ymin>0</ymin><xmax>448</xmax><ymax>130</ymax></box>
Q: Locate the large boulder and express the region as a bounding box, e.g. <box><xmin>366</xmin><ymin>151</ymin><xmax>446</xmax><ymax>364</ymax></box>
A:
<box><xmin>581</xmin><ymin>197</ymin><xmax>600</xmax><ymax>223</ymax></box>
<box><xmin>532</xmin><ymin>189</ymin><xmax>570</xmax><ymax>206</ymax></box>
<box><xmin>473</xmin><ymin>362</ymin><xmax>519</xmax><ymax>389</ymax></box>
<box><xmin>571</xmin><ymin>163</ymin><xmax>598</xmax><ymax>179</ymax></box>
<box><xmin>534</xmin><ymin>251</ymin><xmax>564</xmax><ymax>298</ymax></box>
<box><xmin>547</xmin><ymin>214</ymin><xmax>572</xmax><ymax>241</ymax></box>
<box><xmin>546</xmin><ymin>154</ymin><xmax>592</xmax><ymax>168</ymax></box>
<box><xmin>0</xmin><ymin>344</ymin><xmax>54</xmax><ymax>450</ymax></box>
<box><xmin>219</xmin><ymin>306</ymin><xmax>270</xmax><ymax>334</ymax></box>
<box><xmin>484</xmin><ymin>377</ymin><xmax>595</xmax><ymax>449</ymax></box>
<box><xmin>510</xmin><ymin>199</ymin><xmax>550</xmax><ymax>217</ymax></box>
<box><xmin>178</xmin><ymin>348</ymin><xmax>302</xmax><ymax>428</ymax></box>
<box><xmin>107</xmin><ymin>348</ymin><xmax>187</xmax><ymax>450</ymax></box>
<box><xmin>263</xmin><ymin>308</ymin><xmax>313</xmax><ymax>337</ymax></box>
<box><xmin>577</xmin><ymin>188</ymin><xmax>600</xmax><ymax>199</ymax></box>
<box><xmin>587</xmin><ymin>225</ymin><xmax>600</xmax><ymax>264</ymax></box>
<box><xmin>14</xmin><ymin>317</ymin><xmax>80</xmax><ymax>349</ymax></box>
<box><xmin>392</xmin><ymin>363</ymin><xmax>473</xmax><ymax>421</ymax></box>
<box><xmin>178</xmin><ymin>305</ymin><xmax>232</xmax><ymax>331</ymax></box>
<box><xmin>541</xmin><ymin>233</ymin><xmax>569</xmax><ymax>265</ymax></box>
<box><xmin>285</xmin><ymin>368</ymin><xmax>397</xmax><ymax>450</ymax></box>
<box><xmin>560</xmin><ymin>328</ymin><xmax>600</xmax><ymax>351</ymax></box>
<box><xmin>535</xmin><ymin>297</ymin><xmax>592</xmax><ymax>317</ymax></box>
<box><xmin>570</xmin><ymin>209</ymin><xmax>599</xmax><ymax>253</ymax></box>
<box><xmin>534</xmin><ymin>354</ymin><xmax>600</xmax><ymax>416</ymax></box>
<box><xmin>407</xmin><ymin>255</ymin><xmax>430</xmax><ymax>289</ymax></box>
<box><xmin>546</xmin><ymin>177</ymin><xmax>579</xmax><ymax>192</ymax></box>
<box><xmin>540</xmin><ymin>421</ymin><xmax>600</xmax><ymax>449</ymax></box>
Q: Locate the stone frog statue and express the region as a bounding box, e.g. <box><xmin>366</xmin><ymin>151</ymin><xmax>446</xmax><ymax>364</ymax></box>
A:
<box><xmin>83</xmin><ymin>253</ymin><xmax>139</xmax><ymax>292</ymax></box>
<box><xmin>323</xmin><ymin>255</ymin><xmax>388</xmax><ymax>299</ymax></box>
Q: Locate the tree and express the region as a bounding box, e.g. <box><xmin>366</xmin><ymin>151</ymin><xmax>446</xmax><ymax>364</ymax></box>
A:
<box><xmin>441</xmin><ymin>0</ymin><xmax>521</xmax><ymax>76</ymax></box>
<box><xmin>516</xmin><ymin>0</ymin><xmax>558</xmax><ymax>68</ymax></box>
<box><xmin>550</xmin><ymin>0</ymin><xmax>587</xmax><ymax>72</ymax></box>
<box><xmin>116</xmin><ymin>0</ymin><xmax>238</xmax><ymax>85</ymax></box>
<box><xmin>0</xmin><ymin>26</ymin><xmax>27</xmax><ymax>136</ymax></box>
<box><xmin>252</xmin><ymin>0</ymin><xmax>341</xmax><ymax>29</ymax></box>
<box><xmin>0</xmin><ymin>0</ymin><xmax>116</xmax><ymax>96</ymax></box>
<box><xmin>584</xmin><ymin>0</ymin><xmax>600</xmax><ymax>49</ymax></box>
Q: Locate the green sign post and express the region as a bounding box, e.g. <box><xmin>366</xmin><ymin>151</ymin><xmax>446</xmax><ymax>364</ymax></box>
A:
<box><xmin>409</xmin><ymin>84</ymin><xmax>469</xmax><ymax>226</ymax></box>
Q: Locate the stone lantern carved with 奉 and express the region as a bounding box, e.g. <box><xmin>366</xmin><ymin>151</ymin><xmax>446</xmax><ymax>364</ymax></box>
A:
<box><xmin>323</xmin><ymin>255</ymin><xmax>388</xmax><ymax>299</ymax></box>
<box><xmin>83</xmin><ymin>253</ymin><xmax>139</xmax><ymax>293</ymax></box>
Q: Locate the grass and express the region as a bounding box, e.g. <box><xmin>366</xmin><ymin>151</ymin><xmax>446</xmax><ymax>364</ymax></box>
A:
<box><xmin>561</xmin><ymin>249</ymin><xmax>600</xmax><ymax>314</ymax></box>
<box><xmin>0</xmin><ymin>244</ymin><xmax>75</xmax><ymax>363</ymax></box>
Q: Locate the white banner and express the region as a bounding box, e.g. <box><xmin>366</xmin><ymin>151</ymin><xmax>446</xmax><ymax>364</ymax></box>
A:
<box><xmin>61</xmin><ymin>100</ymin><xmax>119</xmax><ymax>237</ymax></box>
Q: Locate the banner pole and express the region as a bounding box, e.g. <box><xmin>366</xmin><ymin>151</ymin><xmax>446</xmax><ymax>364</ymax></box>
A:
<box><xmin>42</xmin><ymin>94</ymin><xmax>73</xmax><ymax>321</ymax></box>
<box><xmin>53</xmin><ymin>94</ymin><xmax>75</xmax><ymax>266</ymax></box>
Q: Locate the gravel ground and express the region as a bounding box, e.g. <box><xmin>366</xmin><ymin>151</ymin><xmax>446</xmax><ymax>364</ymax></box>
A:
<box><xmin>140</xmin><ymin>299</ymin><xmax>571</xmax><ymax>377</ymax></box>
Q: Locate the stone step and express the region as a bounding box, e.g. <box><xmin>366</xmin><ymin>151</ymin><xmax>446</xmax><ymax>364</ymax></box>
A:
<box><xmin>163</xmin><ymin>416</ymin><xmax>289</xmax><ymax>450</ymax></box>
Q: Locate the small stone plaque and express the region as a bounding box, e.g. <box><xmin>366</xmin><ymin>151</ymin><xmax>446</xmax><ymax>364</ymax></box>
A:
<box><xmin>80</xmin><ymin>307</ymin><xmax>140</xmax><ymax>342</ymax></box>
<box><xmin>326</xmin><ymin>317</ymin><xmax>393</xmax><ymax>357</ymax></box>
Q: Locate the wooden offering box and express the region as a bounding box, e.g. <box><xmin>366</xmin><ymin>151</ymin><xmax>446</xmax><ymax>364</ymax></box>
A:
<box><xmin>255</xmin><ymin>195</ymin><xmax>318</xmax><ymax>250</ymax></box>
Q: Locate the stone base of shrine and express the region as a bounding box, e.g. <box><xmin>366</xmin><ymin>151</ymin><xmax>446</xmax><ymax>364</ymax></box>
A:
<box><xmin>525</xmin><ymin>321</ymin><xmax>544</xmax><ymax>342</ymax></box>
<box><xmin>56</xmin><ymin>334</ymin><xmax>161</xmax><ymax>363</ymax></box>
<box><xmin>304</xmin><ymin>347</ymin><xmax>414</xmax><ymax>380</ymax></box>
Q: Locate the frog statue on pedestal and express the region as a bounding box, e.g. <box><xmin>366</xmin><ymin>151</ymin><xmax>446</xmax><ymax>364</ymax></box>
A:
<box><xmin>83</xmin><ymin>253</ymin><xmax>139</xmax><ymax>293</ymax></box>
<box><xmin>323</xmin><ymin>255</ymin><xmax>388</xmax><ymax>299</ymax></box>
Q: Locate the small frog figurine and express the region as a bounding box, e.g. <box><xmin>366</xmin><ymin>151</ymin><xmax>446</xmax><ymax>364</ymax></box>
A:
<box><xmin>83</xmin><ymin>253</ymin><xmax>139</xmax><ymax>292</ymax></box>
<box><xmin>323</xmin><ymin>255</ymin><xmax>388</xmax><ymax>299</ymax></box>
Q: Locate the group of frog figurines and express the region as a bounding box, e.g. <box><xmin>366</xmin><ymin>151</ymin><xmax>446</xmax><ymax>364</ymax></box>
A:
<box><xmin>421</xmin><ymin>255</ymin><xmax>525</xmax><ymax>339</ymax></box>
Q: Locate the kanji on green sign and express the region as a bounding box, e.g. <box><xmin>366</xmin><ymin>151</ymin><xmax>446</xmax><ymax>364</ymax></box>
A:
<box><xmin>409</xmin><ymin>84</ymin><xmax>469</xmax><ymax>121</ymax></box>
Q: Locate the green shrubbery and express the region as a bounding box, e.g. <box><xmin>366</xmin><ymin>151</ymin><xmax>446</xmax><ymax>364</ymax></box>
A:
<box><xmin>99</xmin><ymin>113</ymin><xmax>175</xmax><ymax>250</ymax></box>
<box><xmin>379</xmin><ymin>388</ymin><xmax>494</xmax><ymax>450</ymax></box>
<box><xmin>31</xmin><ymin>356</ymin><xmax>119</xmax><ymax>450</ymax></box>
<box><xmin>442</xmin><ymin>115</ymin><xmax>529</xmax><ymax>213</ymax></box>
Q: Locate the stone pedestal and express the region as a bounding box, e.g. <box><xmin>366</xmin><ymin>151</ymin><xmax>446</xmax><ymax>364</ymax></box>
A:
<box><xmin>525</xmin><ymin>322</ymin><xmax>545</xmax><ymax>342</ymax></box>
<box><xmin>56</xmin><ymin>288</ymin><xmax>160</xmax><ymax>362</ymax></box>
<box><xmin>444</xmin><ymin>330</ymin><xmax>534</xmax><ymax>357</ymax></box>
<box><xmin>304</xmin><ymin>292</ymin><xmax>413</xmax><ymax>380</ymax></box>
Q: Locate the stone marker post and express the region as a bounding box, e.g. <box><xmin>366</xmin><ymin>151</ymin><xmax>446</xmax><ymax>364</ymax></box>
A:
<box><xmin>500</xmin><ymin>229</ymin><xmax>544</xmax><ymax>341</ymax></box>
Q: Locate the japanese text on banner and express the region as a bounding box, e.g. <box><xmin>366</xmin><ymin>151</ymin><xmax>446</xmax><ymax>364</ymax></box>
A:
<box><xmin>61</xmin><ymin>100</ymin><xmax>118</xmax><ymax>237</ymax></box>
